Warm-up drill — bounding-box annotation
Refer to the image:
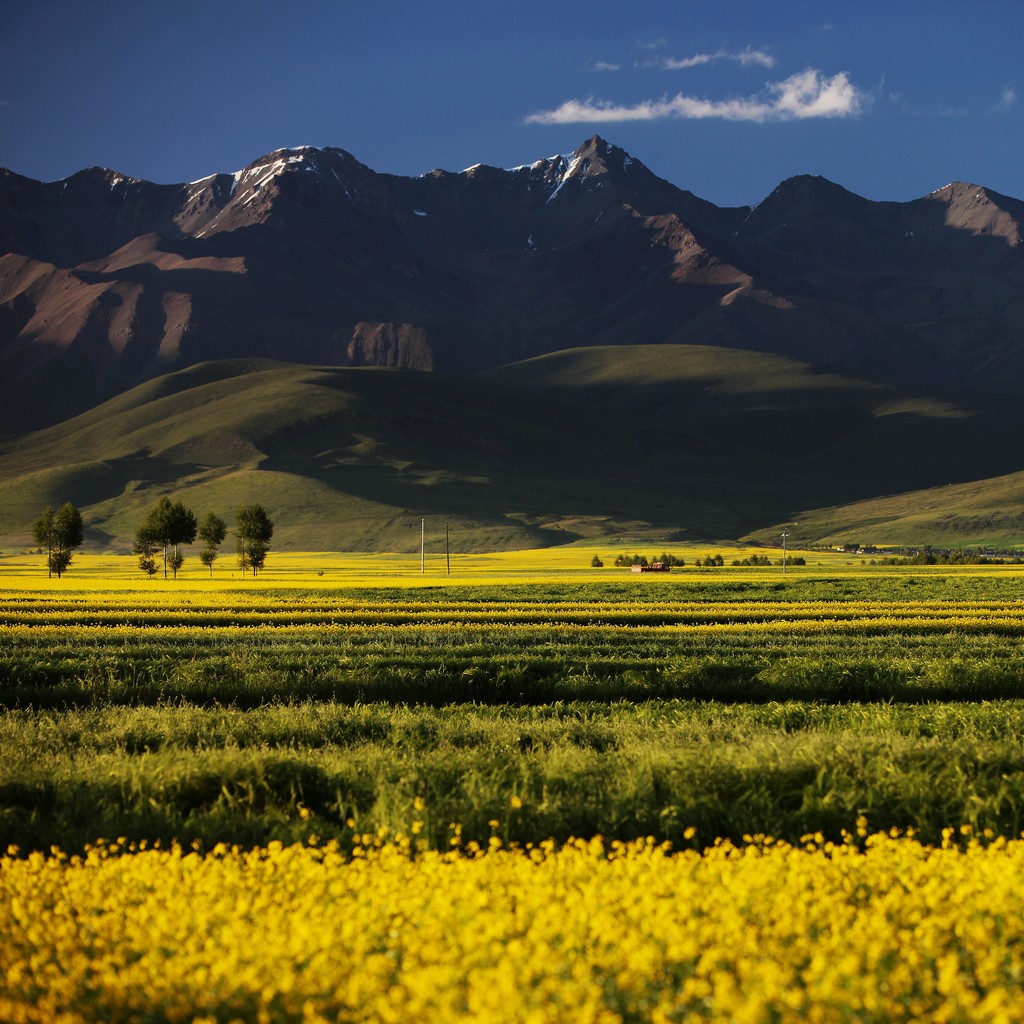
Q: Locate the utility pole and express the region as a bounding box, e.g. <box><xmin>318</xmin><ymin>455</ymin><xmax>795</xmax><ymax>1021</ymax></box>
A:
<box><xmin>421</xmin><ymin>518</ymin><xmax>425</xmax><ymax>576</ymax></box>
<box><xmin>446</xmin><ymin>519</ymin><xmax>450</xmax><ymax>576</ymax></box>
<box><xmin>781</xmin><ymin>524</ymin><xmax>797</xmax><ymax>573</ymax></box>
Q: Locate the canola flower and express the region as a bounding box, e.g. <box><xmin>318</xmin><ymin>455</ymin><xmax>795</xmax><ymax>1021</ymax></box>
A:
<box><xmin>0</xmin><ymin>545</ymin><xmax>833</xmax><ymax>591</ymax></box>
<box><xmin>3</xmin><ymin>827</ymin><xmax>1024</xmax><ymax>1023</ymax></box>
<box><xmin>0</xmin><ymin>547</ymin><xmax>1018</xmax><ymax>596</ymax></box>
<box><xmin>7</xmin><ymin>597</ymin><xmax>1024</xmax><ymax>651</ymax></box>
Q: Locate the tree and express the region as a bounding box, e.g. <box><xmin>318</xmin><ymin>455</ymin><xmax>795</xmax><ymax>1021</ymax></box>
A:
<box><xmin>135</xmin><ymin>497</ymin><xmax>197</xmax><ymax>578</ymax></box>
<box><xmin>236</xmin><ymin>504</ymin><xmax>274</xmax><ymax>577</ymax></box>
<box><xmin>197</xmin><ymin>512</ymin><xmax>227</xmax><ymax>577</ymax></box>
<box><xmin>32</xmin><ymin>507</ymin><xmax>55</xmax><ymax>578</ymax></box>
<box><xmin>32</xmin><ymin>503</ymin><xmax>83</xmax><ymax>578</ymax></box>
<box><xmin>134</xmin><ymin>531</ymin><xmax>160</xmax><ymax>577</ymax></box>
<box><xmin>133</xmin><ymin>516</ymin><xmax>160</xmax><ymax>577</ymax></box>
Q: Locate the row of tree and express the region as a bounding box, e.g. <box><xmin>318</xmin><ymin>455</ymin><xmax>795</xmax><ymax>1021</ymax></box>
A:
<box><xmin>610</xmin><ymin>552</ymin><xmax>688</xmax><ymax>567</ymax></box>
<box><xmin>31</xmin><ymin>500</ymin><xmax>274</xmax><ymax>578</ymax></box>
<box><xmin>134</xmin><ymin>499</ymin><xmax>221</xmax><ymax>578</ymax></box>
<box><xmin>871</xmin><ymin>546</ymin><xmax>1022</xmax><ymax>566</ymax></box>
<box><xmin>133</xmin><ymin>499</ymin><xmax>274</xmax><ymax>578</ymax></box>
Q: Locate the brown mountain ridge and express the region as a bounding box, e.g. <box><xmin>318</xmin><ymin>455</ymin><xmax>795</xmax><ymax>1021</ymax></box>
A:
<box><xmin>4</xmin><ymin>137</ymin><xmax>1024</xmax><ymax>552</ymax></box>
<box><xmin>3</xmin><ymin>136</ymin><xmax>1024</xmax><ymax>435</ymax></box>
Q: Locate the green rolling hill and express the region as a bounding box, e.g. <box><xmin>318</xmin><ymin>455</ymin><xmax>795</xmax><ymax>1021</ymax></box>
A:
<box><xmin>2</xmin><ymin>345</ymin><xmax>1023</xmax><ymax>552</ymax></box>
<box><xmin>751</xmin><ymin>472</ymin><xmax>1024</xmax><ymax>550</ymax></box>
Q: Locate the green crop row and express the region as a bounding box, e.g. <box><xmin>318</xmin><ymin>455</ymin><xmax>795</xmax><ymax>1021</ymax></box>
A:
<box><xmin>4</xmin><ymin>578</ymin><xmax>1024</xmax><ymax>854</ymax></box>
<box><xmin>3</xmin><ymin>614</ymin><xmax>1024</xmax><ymax>706</ymax></box>
<box><xmin>5</xmin><ymin>700</ymin><xmax>1024</xmax><ymax>854</ymax></box>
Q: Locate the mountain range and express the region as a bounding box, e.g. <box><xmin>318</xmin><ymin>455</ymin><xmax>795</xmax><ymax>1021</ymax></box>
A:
<box><xmin>2</xmin><ymin>136</ymin><xmax>1024</xmax><ymax>552</ymax></box>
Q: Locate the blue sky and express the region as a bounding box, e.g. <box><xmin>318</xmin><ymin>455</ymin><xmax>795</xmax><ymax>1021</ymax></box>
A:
<box><xmin>2</xmin><ymin>0</ymin><xmax>1022</xmax><ymax>207</ymax></box>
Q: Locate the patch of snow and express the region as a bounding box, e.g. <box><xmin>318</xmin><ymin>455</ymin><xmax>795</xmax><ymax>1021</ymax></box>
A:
<box><xmin>189</xmin><ymin>173</ymin><xmax>217</xmax><ymax>186</ymax></box>
<box><xmin>240</xmin><ymin>187</ymin><xmax>264</xmax><ymax>208</ymax></box>
<box><xmin>545</xmin><ymin>155</ymin><xmax>577</xmax><ymax>204</ymax></box>
<box><xmin>526</xmin><ymin>233</ymin><xmax>535</xmax><ymax>249</ymax></box>
<box><xmin>248</xmin><ymin>161</ymin><xmax>287</xmax><ymax>191</ymax></box>
<box><xmin>231</xmin><ymin>154</ymin><xmax>313</xmax><ymax>195</ymax></box>
<box><xmin>623</xmin><ymin>156</ymin><xmax>634</xmax><ymax>172</ymax></box>
<box><xmin>462</xmin><ymin>163</ymin><xmax>484</xmax><ymax>174</ymax></box>
<box><xmin>546</xmin><ymin>178</ymin><xmax>568</xmax><ymax>204</ymax></box>
<box><xmin>413</xmin><ymin>209</ymin><xmax>428</xmax><ymax>217</ymax></box>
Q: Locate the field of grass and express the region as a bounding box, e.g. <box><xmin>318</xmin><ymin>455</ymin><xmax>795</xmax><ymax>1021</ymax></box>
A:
<box><xmin>5</xmin><ymin>546</ymin><xmax>1024</xmax><ymax>1020</ymax></box>
<box><xmin>4</xmin><ymin>545</ymin><xmax>1024</xmax><ymax>850</ymax></box>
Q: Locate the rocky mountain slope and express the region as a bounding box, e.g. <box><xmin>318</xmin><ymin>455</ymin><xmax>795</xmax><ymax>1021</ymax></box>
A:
<box><xmin>3</xmin><ymin>136</ymin><xmax>1024</xmax><ymax>433</ymax></box>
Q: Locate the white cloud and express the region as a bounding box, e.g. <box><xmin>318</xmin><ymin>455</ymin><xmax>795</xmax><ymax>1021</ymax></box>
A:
<box><xmin>589</xmin><ymin>61</ymin><xmax>621</xmax><ymax>73</ymax></box>
<box><xmin>991</xmin><ymin>84</ymin><xmax>1017</xmax><ymax>114</ymax></box>
<box><xmin>524</xmin><ymin>69</ymin><xmax>863</xmax><ymax>125</ymax></box>
<box><xmin>772</xmin><ymin>68</ymin><xmax>862</xmax><ymax>118</ymax></box>
<box><xmin>650</xmin><ymin>46</ymin><xmax>775</xmax><ymax>71</ymax></box>
<box><xmin>652</xmin><ymin>53</ymin><xmax>715</xmax><ymax>70</ymax></box>
<box><xmin>736</xmin><ymin>47</ymin><xmax>777</xmax><ymax>69</ymax></box>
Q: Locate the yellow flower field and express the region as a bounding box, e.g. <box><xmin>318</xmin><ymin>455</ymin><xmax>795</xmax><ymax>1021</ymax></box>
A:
<box><xmin>2</xmin><ymin>828</ymin><xmax>1022</xmax><ymax>1024</ymax></box>
<box><xmin>4</xmin><ymin>549</ymin><xmax>1024</xmax><ymax>1021</ymax></box>
<box><xmin>0</xmin><ymin>543</ymin><xmax>928</xmax><ymax>592</ymax></box>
